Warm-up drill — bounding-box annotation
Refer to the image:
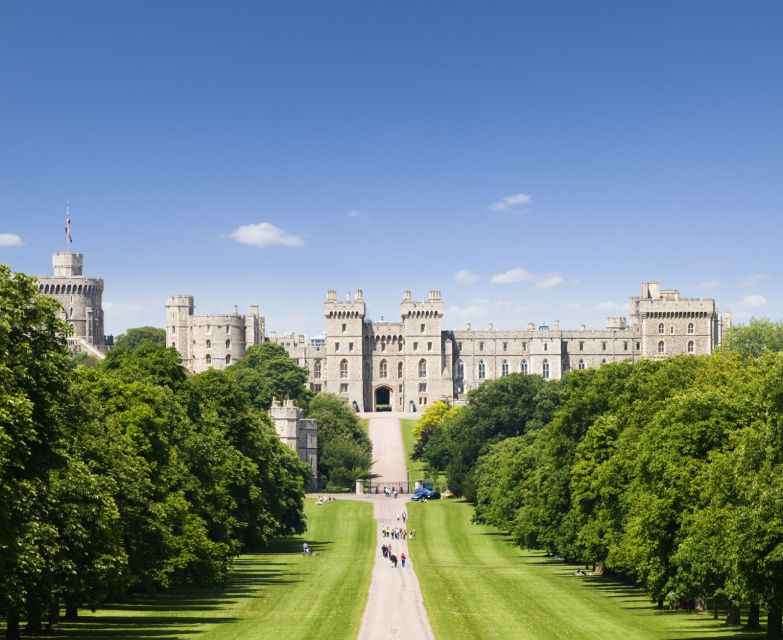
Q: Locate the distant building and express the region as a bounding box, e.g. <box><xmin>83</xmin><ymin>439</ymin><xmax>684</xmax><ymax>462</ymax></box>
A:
<box><xmin>37</xmin><ymin>251</ymin><xmax>109</xmax><ymax>357</ymax></box>
<box><xmin>269</xmin><ymin>398</ymin><xmax>318</xmax><ymax>486</ymax></box>
<box><xmin>276</xmin><ymin>283</ymin><xmax>731</xmax><ymax>413</ymax></box>
<box><xmin>165</xmin><ymin>296</ymin><xmax>264</xmax><ymax>373</ymax></box>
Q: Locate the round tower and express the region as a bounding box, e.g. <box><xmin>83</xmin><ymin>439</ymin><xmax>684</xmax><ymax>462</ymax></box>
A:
<box><xmin>165</xmin><ymin>295</ymin><xmax>194</xmax><ymax>362</ymax></box>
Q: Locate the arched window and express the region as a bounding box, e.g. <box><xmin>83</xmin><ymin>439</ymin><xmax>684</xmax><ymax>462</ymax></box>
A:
<box><xmin>601</xmin><ymin>359</ymin><xmax>607</xmax><ymax>364</ymax></box>
<box><xmin>225</xmin><ymin>339</ymin><xmax>230</xmax><ymax>349</ymax></box>
<box><xmin>314</xmin><ymin>360</ymin><xmax>322</xmax><ymax>379</ymax></box>
<box><xmin>520</xmin><ymin>360</ymin><xmax>528</xmax><ymax>374</ymax></box>
<box><xmin>687</xmin><ymin>322</ymin><xmax>694</xmax><ymax>335</ymax></box>
<box><xmin>658</xmin><ymin>322</ymin><xmax>665</xmax><ymax>334</ymax></box>
<box><xmin>379</xmin><ymin>360</ymin><xmax>388</xmax><ymax>378</ymax></box>
<box><xmin>578</xmin><ymin>359</ymin><xmax>586</xmax><ymax>370</ymax></box>
<box><xmin>206</xmin><ymin>339</ymin><xmax>211</xmax><ymax>349</ymax></box>
<box><xmin>205</xmin><ymin>354</ymin><xmax>212</xmax><ymax>365</ymax></box>
<box><xmin>657</xmin><ymin>340</ymin><xmax>665</xmax><ymax>354</ymax></box>
<box><xmin>542</xmin><ymin>359</ymin><xmax>550</xmax><ymax>379</ymax></box>
<box><xmin>687</xmin><ymin>340</ymin><xmax>694</xmax><ymax>354</ymax></box>
<box><xmin>456</xmin><ymin>359</ymin><xmax>464</xmax><ymax>379</ymax></box>
<box><xmin>501</xmin><ymin>360</ymin><xmax>509</xmax><ymax>376</ymax></box>
<box><xmin>225</xmin><ymin>355</ymin><xmax>231</xmax><ymax>365</ymax></box>
<box><xmin>397</xmin><ymin>362</ymin><xmax>403</xmax><ymax>379</ymax></box>
<box><xmin>418</xmin><ymin>359</ymin><xmax>427</xmax><ymax>378</ymax></box>
<box><xmin>340</xmin><ymin>359</ymin><xmax>348</xmax><ymax>378</ymax></box>
<box><xmin>478</xmin><ymin>360</ymin><xmax>486</xmax><ymax>379</ymax></box>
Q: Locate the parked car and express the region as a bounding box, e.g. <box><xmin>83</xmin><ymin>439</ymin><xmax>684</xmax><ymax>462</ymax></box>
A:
<box><xmin>428</xmin><ymin>491</ymin><xmax>441</xmax><ymax>500</ymax></box>
<box><xmin>441</xmin><ymin>489</ymin><xmax>455</xmax><ymax>499</ymax></box>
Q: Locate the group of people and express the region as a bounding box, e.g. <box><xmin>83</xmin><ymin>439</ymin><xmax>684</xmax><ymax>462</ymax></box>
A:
<box><xmin>315</xmin><ymin>495</ymin><xmax>336</xmax><ymax>506</ymax></box>
<box><xmin>381</xmin><ymin>486</ymin><xmax>401</xmax><ymax>498</ymax></box>
<box><xmin>382</xmin><ymin>526</ymin><xmax>410</xmax><ymax>540</ymax></box>
<box><xmin>381</xmin><ymin>543</ymin><xmax>406</xmax><ymax>568</ymax></box>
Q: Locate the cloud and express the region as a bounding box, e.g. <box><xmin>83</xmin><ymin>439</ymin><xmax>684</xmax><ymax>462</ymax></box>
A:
<box><xmin>594</xmin><ymin>301</ymin><xmax>625</xmax><ymax>312</ymax></box>
<box><xmin>697</xmin><ymin>279</ymin><xmax>720</xmax><ymax>289</ymax></box>
<box><xmin>739</xmin><ymin>294</ymin><xmax>767</xmax><ymax>308</ymax></box>
<box><xmin>490</xmin><ymin>192</ymin><xmax>532</xmax><ymax>211</ymax></box>
<box><xmin>739</xmin><ymin>274</ymin><xmax>769</xmax><ymax>287</ymax></box>
<box><xmin>491</xmin><ymin>267</ymin><xmax>534</xmax><ymax>284</ymax></box>
<box><xmin>228</xmin><ymin>222</ymin><xmax>303</xmax><ymax>248</ymax></box>
<box><xmin>454</xmin><ymin>270</ymin><xmax>480</xmax><ymax>284</ymax></box>
<box><xmin>347</xmin><ymin>210</ymin><xmax>363</xmax><ymax>220</ymax></box>
<box><xmin>537</xmin><ymin>274</ymin><xmax>564</xmax><ymax>289</ymax></box>
<box><xmin>0</xmin><ymin>233</ymin><xmax>23</xmax><ymax>247</ymax></box>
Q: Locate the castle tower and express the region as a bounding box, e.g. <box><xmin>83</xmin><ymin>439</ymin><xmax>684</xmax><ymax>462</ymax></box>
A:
<box><xmin>38</xmin><ymin>251</ymin><xmax>106</xmax><ymax>354</ymax></box>
<box><xmin>400</xmin><ymin>290</ymin><xmax>447</xmax><ymax>410</ymax></box>
<box><xmin>324</xmin><ymin>289</ymin><xmax>366</xmax><ymax>410</ymax></box>
<box><xmin>165</xmin><ymin>295</ymin><xmax>194</xmax><ymax>363</ymax></box>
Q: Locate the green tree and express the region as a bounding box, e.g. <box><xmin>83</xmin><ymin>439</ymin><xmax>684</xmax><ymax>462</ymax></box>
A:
<box><xmin>113</xmin><ymin>326</ymin><xmax>166</xmax><ymax>350</ymax></box>
<box><xmin>721</xmin><ymin>319</ymin><xmax>783</xmax><ymax>357</ymax></box>
<box><xmin>412</xmin><ymin>401</ymin><xmax>460</xmax><ymax>460</ymax></box>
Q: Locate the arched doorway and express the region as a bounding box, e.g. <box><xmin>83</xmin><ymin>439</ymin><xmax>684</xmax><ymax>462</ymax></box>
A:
<box><xmin>374</xmin><ymin>385</ymin><xmax>393</xmax><ymax>412</ymax></box>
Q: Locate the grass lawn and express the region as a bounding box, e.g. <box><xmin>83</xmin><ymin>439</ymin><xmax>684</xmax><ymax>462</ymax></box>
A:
<box><xmin>13</xmin><ymin>499</ymin><xmax>374</xmax><ymax>640</ymax></box>
<box><xmin>401</xmin><ymin>418</ymin><xmax>446</xmax><ymax>489</ymax></box>
<box><xmin>409</xmin><ymin>500</ymin><xmax>764</xmax><ymax>640</ymax></box>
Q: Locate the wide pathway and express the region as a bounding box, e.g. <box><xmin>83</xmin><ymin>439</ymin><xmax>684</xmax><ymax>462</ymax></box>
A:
<box><xmin>357</xmin><ymin>413</ymin><xmax>434</xmax><ymax>640</ymax></box>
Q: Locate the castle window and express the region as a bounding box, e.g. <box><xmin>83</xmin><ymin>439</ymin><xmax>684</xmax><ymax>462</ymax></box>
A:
<box><xmin>342</xmin><ymin>323</ymin><xmax>347</xmax><ymax>333</ymax></box>
<box><xmin>688</xmin><ymin>322</ymin><xmax>694</xmax><ymax>335</ymax></box>
<box><xmin>171</xmin><ymin>342</ymin><xmax>176</xmax><ymax>348</ymax></box>
<box><xmin>601</xmin><ymin>341</ymin><xmax>606</xmax><ymax>350</ymax></box>
<box><xmin>601</xmin><ymin>359</ymin><xmax>607</xmax><ymax>364</ymax></box>
<box><xmin>418</xmin><ymin>359</ymin><xmax>427</xmax><ymax>378</ymax></box>
<box><xmin>381</xmin><ymin>342</ymin><xmax>386</xmax><ymax>352</ymax></box>
<box><xmin>456</xmin><ymin>359</ymin><xmax>464</xmax><ymax>379</ymax></box>
<box><xmin>658</xmin><ymin>340</ymin><xmax>665</xmax><ymax>354</ymax></box>
<box><xmin>579</xmin><ymin>341</ymin><xmax>584</xmax><ymax>351</ymax></box>
<box><xmin>399</xmin><ymin>341</ymin><xmax>404</xmax><ymax>352</ymax></box>
<box><xmin>578</xmin><ymin>359</ymin><xmax>586</xmax><ymax>370</ymax></box>
<box><xmin>206</xmin><ymin>340</ymin><xmax>211</xmax><ymax>349</ymax></box>
<box><xmin>225</xmin><ymin>339</ymin><xmax>230</xmax><ymax>349</ymax></box>
<box><xmin>427</xmin><ymin>341</ymin><xmax>432</xmax><ymax>352</ymax></box>
<box><xmin>478</xmin><ymin>360</ymin><xmax>486</xmax><ymax>379</ymax></box>
<box><xmin>421</xmin><ymin>323</ymin><xmax>426</xmax><ymax>333</ymax></box>
<box><xmin>226</xmin><ymin>325</ymin><xmax>230</xmax><ymax>334</ymax></box>
<box><xmin>335</xmin><ymin>342</ymin><xmax>340</xmax><ymax>352</ymax></box>
<box><xmin>313</xmin><ymin>384</ymin><xmax>322</xmax><ymax>393</ymax></box>
<box><xmin>340</xmin><ymin>359</ymin><xmax>348</xmax><ymax>378</ymax></box>
<box><xmin>563</xmin><ymin>341</ymin><xmax>568</xmax><ymax>352</ymax></box>
<box><xmin>502</xmin><ymin>342</ymin><xmax>508</xmax><ymax>352</ymax></box>
<box><xmin>340</xmin><ymin>383</ymin><xmax>348</xmax><ymax>393</ymax></box>
<box><xmin>658</xmin><ymin>322</ymin><xmax>665</xmax><ymax>334</ymax></box>
<box><xmin>479</xmin><ymin>342</ymin><xmax>484</xmax><ymax>352</ymax></box>
<box><xmin>207</xmin><ymin>325</ymin><xmax>211</xmax><ymax>334</ymax></box>
<box><xmin>314</xmin><ymin>360</ymin><xmax>322</xmax><ymax>378</ymax></box>
<box><xmin>501</xmin><ymin>360</ymin><xmax>509</xmax><ymax>376</ymax></box>
<box><xmin>398</xmin><ymin>362</ymin><xmax>403</xmax><ymax>378</ymax></box>
<box><xmin>521</xmin><ymin>360</ymin><xmax>528</xmax><ymax>374</ymax></box>
<box><xmin>419</xmin><ymin>383</ymin><xmax>427</xmax><ymax>393</ymax></box>
<box><xmin>380</xmin><ymin>360</ymin><xmax>388</xmax><ymax>378</ymax></box>
<box><xmin>458</xmin><ymin>342</ymin><xmax>463</xmax><ymax>350</ymax></box>
<box><xmin>206</xmin><ymin>354</ymin><xmax>212</xmax><ymax>365</ymax></box>
<box><xmin>349</xmin><ymin>342</ymin><xmax>354</xmax><ymax>352</ymax></box>
<box><xmin>671</xmin><ymin>326</ymin><xmax>674</xmax><ymax>334</ymax></box>
<box><xmin>543</xmin><ymin>343</ymin><xmax>548</xmax><ymax>352</ymax></box>
<box><xmin>69</xmin><ymin>307</ymin><xmax>73</xmax><ymax>317</ymax></box>
<box><xmin>636</xmin><ymin>342</ymin><xmax>640</xmax><ymax>350</ymax></box>
<box><xmin>413</xmin><ymin>342</ymin><xmax>418</xmax><ymax>351</ymax></box>
<box><xmin>225</xmin><ymin>355</ymin><xmax>231</xmax><ymax>365</ymax></box>
<box><xmin>542</xmin><ymin>359</ymin><xmax>549</xmax><ymax>379</ymax></box>
<box><xmin>687</xmin><ymin>340</ymin><xmax>694</xmax><ymax>354</ymax></box>
<box><xmin>172</xmin><ymin>326</ymin><xmax>176</xmax><ymax>334</ymax></box>
<box><xmin>624</xmin><ymin>342</ymin><xmax>628</xmax><ymax>351</ymax></box>
<box><xmin>522</xmin><ymin>342</ymin><xmax>527</xmax><ymax>351</ymax></box>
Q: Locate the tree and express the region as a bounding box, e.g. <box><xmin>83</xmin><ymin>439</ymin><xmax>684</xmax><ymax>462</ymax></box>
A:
<box><xmin>721</xmin><ymin>319</ymin><xmax>783</xmax><ymax>358</ymax></box>
<box><xmin>229</xmin><ymin>342</ymin><xmax>311</xmax><ymax>411</ymax></box>
<box><xmin>113</xmin><ymin>326</ymin><xmax>166</xmax><ymax>350</ymax></box>
<box><xmin>101</xmin><ymin>340</ymin><xmax>187</xmax><ymax>390</ymax></box>
<box><xmin>411</xmin><ymin>401</ymin><xmax>460</xmax><ymax>460</ymax></box>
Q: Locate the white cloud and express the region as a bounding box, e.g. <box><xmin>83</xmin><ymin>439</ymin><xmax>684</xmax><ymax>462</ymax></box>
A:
<box><xmin>697</xmin><ymin>279</ymin><xmax>720</xmax><ymax>289</ymax></box>
<box><xmin>739</xmin><ymin>274</ymin><xmax>769</xmax><ymax>287</ymax></box>
<box><xmin>594</xmin><ymin>301</ymin><xmax>625</xmax><ymax>312</ymax></box>
<box><xmin>491</xmin><ymin>267</ymin><xmax>534</xmax><ymax>284</ymax></box>
<box><xmin>489</xmin><ymin>192</ymin><xmax>532</xmax><ymax>211</ymax></box>
<box><xmin>537</xmin><ymin>274</ymin><xmax>564</xmax><ymax>289</ymax></box>
<box><xmin>739</xmin><ymin>294</ymin><xmax>767</xmax><ymax>308</ymax></box>
<box><xmin>228</xmin><ymin>222</ymin><xmax>303</xmax><ymax>248</ymax></box>
<box><xmin>347</xmin><ymin>210</ymin><xmax>363</xmax><ymax>220</ymax></box>
<box><xmin>454</xmin><ymin>270</ymin><xmax>480</xmax><ymax>284</ymax></box>
<box><xmin>0</xmin><ymin>233</ymin><xmax>23</xmax><ymax>247</ymax></box>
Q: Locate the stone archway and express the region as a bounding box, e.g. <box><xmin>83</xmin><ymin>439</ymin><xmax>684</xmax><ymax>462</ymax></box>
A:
<box><xmin>374</xmin><ymin>385</ymin><xmax>393</xmax><ymax>412</ymax></box>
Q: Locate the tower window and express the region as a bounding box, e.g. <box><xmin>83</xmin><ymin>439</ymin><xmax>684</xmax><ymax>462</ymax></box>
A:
<box><xmin>687</xmin><ymin>340</ymin><xmax>694</xmax><ymax>354</ymax></box>
<box><xmin>421</xmin><ymin>323</ymin><xmax>426</xmax><ymax>333</ymax></box>
<box><xmin>225</xmin><ymin>339</ymin><xmax>230</xmax><ymax>349</ymax></box>
<box><xmin>456</xmin><ymin>359</ymin><xmax>464</xmax><ymax>379</ymax></box>
<box><xmin>380</xmin><ymin>360</ymin><xmax>388</xmax><ymax>378</ymax></box>
<box><xmin>502</xmin><ymin>342</ymin><xmax>508</xmax><ymax>352</ymax></box>
<box><xmin>501</xmin><ymin>360</ymin><xmax>509</xmax><ymax>376</ymax></box>
<box><xmin>418</xmin><ymin>359</ymin><xmax>427</xmax><ymax>378</ymax></box>
<box><xmin>658</xmin><ymin>340</ymin><xmax>665</xmax><ymax>354</ymax></box>
<box><xmin>398</xmin><ymin>362</ymin><xmax>403</xmax><ymax>378</ymax></box>
<box><xmin>206</xmin><ymin>354</ymin><xmax>212</xmax><ymax>365</ymax></box>
<box><xmin>342</xmin><ymin>323</ymin><xmax>347</xmax><ymax>333</ymax></box>
<box><xmin>542</xmin><ymin>359</ymin><xmax>549</xmax><ymax>379</ymax></box>
<box><xmin>478</xmin><ymin>360</ymin><xmax>486</xmax><ymax>379</ymax></box>
<box><xmin>206</xmin><ymin>340</ymin><xmax>211</xmax><ymax>349</ymax></box>
<box><xmin>340</xmin><ymin>359</ymin><xmax>348</xmax><ymax>378</ymax></box>
<box><xmin>520</xmin><ymin>360</ymin><xmax>528</xmax><ymax>374</ymax></box>
<box><xmin>225</xmin><ymin>355</ymin><xmax>231</xmax><ymax>365</ymax></box>
<box><xmin>578</xmin><ymin>359</ymin><xmax>586</xmax><ymax>370</ymax></box>
<box><xmin>479</xmin><ymin>342</ymin><xmax>484</xmax><ymax>352</ymax></box>
<box><xmin>688</xmin><ymin>322</ymin><xmax>694</xmax><ymax>335</ymax></box>
<box><xmin>658</xmin><ymin>323</ymin><xmax>665</xmax><ymax>334</ymax></box>
<box><xmin>314</xmin><ymin>360</ymin><xmax>322</xmax><ymax>378</ymax></box>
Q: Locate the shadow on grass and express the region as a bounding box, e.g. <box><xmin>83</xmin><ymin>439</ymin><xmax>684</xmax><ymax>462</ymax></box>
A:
<box><xmin>3</xmin><ymin>537</ymin><xmax>335</xmax><ymax>639</ymax></box>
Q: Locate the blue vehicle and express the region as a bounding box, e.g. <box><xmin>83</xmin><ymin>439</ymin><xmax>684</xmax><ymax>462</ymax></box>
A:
<box><xmin>411</xmin><ymin>489</ymin><xmax>441</xmax><ymax>501</ymax></box>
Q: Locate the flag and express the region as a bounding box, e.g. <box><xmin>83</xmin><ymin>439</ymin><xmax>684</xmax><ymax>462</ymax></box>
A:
<box><xmin>65</xmin><ymin>206</ymin><xmax>72</xmax><ymax>243</ymax></box>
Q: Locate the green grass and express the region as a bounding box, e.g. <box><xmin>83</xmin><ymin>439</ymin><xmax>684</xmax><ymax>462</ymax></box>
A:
<box><xmin>409</xmin><ymin>500</ymin><xmax>763</xmax><ymax>640</ymax></box>
<box><xmin>16</xmin><ymin>499</ymin><xmax>374</xmax><ymax>640</ymax></box>
<box><xmin>401</xmin><ymin>418</ymin><xmax>446</xmax><ymax>489</ymax></box>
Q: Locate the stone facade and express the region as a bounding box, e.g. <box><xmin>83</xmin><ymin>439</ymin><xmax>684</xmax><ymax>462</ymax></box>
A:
<box><xmin>166</xmin><ymin>296</ymin><xmax>264</xmax><ymax>373</ymax></box>
<box><xmin>37</xmin><ymin>252</ymin><xmax>109</xmax><ymax>356</ymax></box>
<box><xmin>278</xmin><ymin>283</ymin><xmax>731</xmax><ymax>413</ymax></box>
<box><xmin>269</xmin><ymin>398</ymin><xmax>318</xmax><ymax>486</ymax></box>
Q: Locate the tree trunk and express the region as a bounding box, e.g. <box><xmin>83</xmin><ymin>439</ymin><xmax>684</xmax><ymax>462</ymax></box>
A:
<box><xmin>768</xmin><ymin>602</ymin><xmax>783</xmax><ymax>638</ymax></box>
<box><xmin>48</xmin><ymin>598</ymin><xmax>61</xmax><ymax>630</ymax></box>
<box><xmin>64</xmin><ymin>601</ymin><xmax>79</xmax><ymax>621</ymax></box>
<box><xmin>25</xmin><ymin>597</ymin><xmax>43</xmax><ymax>633</ymax></box>
<box><xmin>6</xmin><ymin>610</ymin><xmax>20</xmax><ymax>640</ymax></box>
<box><xmin>747</xmin><ymin>603</ymin><xmax>761</xmax><ymax>629</ymax></box>
<box><xmin>726</xmin><ymin>605</ymin><xmax>741</xmax><ymax>626</ymax></box>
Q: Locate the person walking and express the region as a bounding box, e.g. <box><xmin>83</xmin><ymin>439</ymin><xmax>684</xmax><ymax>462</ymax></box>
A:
<box><xmin>400</xmin><ymin>552</ymin><xmax>407</xmax><ymax>568</ymax></box>
<box><xmin>303</xmin><ymin>542</ymin><xmax>309</xmax><ymax>555</ymax></box>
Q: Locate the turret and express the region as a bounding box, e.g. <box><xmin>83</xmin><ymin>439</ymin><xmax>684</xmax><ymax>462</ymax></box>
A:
<box><xmin>165</xmin><ymin>295</ymin><xmax>194</xmax><ymax>359</ymax></box>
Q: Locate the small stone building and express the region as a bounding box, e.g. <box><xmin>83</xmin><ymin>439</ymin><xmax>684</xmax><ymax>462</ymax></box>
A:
<box><xmin>269</xmin><ymin>398</ymin><xmax>318</xmax><ymax>487</ymax></box>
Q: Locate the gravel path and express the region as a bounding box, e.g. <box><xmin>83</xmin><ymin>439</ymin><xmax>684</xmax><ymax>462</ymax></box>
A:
<box><xmin>357</xmin><ymin>413</ymin><xmax>434</xmax><ymax>640</ymax></box>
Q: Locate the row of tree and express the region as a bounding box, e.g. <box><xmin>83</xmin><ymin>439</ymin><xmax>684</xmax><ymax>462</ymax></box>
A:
<box><xmin>414</xmin><ymin>321</ymin><xmax>783</xmax><ymax>637</ymax></box>
<box><xmin>0</xmin><ymin>267</ymin><xmax>364</xmax><ymax>638</ymax></box>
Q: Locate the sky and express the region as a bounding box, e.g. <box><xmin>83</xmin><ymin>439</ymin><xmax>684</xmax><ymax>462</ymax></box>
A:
<box><xmin>0</xmin><ymin>1</ymin><xmax>781</xmax><ymax>338</ymax></box>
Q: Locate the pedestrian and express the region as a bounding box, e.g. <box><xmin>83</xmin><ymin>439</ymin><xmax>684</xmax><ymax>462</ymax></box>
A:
<box><xmin>402</xmin><ymin>512</ymin><xmax>407</xmax><ymax>523</ymax></box>
<box><xmin>382</xmin><ymin>544</ymin><xmax>388</xmax><ymax>558</ymax></box>
<box><xmin>303</xmin><ymin>542</ymin><xmax>309</xmax><ymax>555</ymax></box>
<box><xmin>390</xmin><ymin>554</ymin><xmax>398</xmax><ymax>568</ymax></box>
<box><xmin>400</xmin><ymin>552</ymin><xmax>407</xmax><ymax>568</ymax></box>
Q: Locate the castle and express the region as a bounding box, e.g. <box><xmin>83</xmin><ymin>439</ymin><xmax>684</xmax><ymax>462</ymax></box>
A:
<box><xmin>36</xmin><ymin>251</ymin><xmax>110</xmax><ymax>357</ymax></box>
<box><xmin>266</xmin><ymin>284</ymin><xmax>732</xmax><ymax>412</ymax></box>
<box><xmin>268</xmin><ymin>398</ymin><xmax>318</xmax><ymax>484</ymax></box>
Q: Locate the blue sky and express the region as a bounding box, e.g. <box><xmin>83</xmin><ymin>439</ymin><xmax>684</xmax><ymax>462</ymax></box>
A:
<box><xmin>1</xmin><ymin>1</ymin><xmax>780</xmax><ymax>337</ymax></box>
